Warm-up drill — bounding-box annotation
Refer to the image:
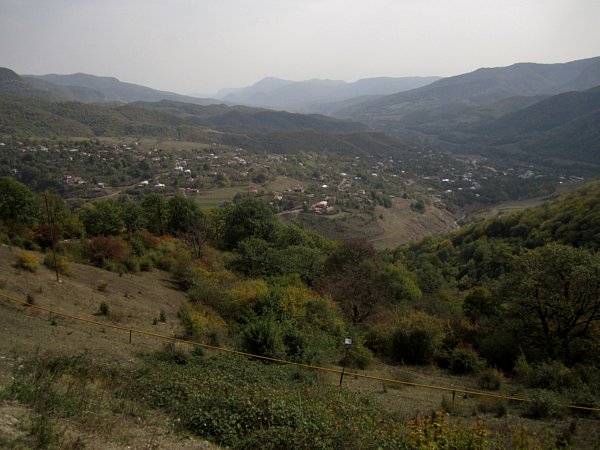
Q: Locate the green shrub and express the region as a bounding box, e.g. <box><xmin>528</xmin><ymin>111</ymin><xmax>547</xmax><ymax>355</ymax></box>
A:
<box><xmin>154</xmin><ymin>254</ymin><xmax>173</xmax><ymax>271</ymax></box>
<box><xmin>523</xmin><ymin>390</ymin><xmax>564</xmax><ymax>419</ymax></box>
<box><xmin>154</xmin><ymin>342</ymin><xmax>188</xmax><ymax>365</ymax></box>
<box><xmin>123</xmin><ymin>255</ymin><xmax>140</xmax><ymax>273</ymax></box>
<box><xmin>476</xmin><ymin>398</ymin><xmax>508</xmax><ymax>417</ymax></box>
<box><xmin>514</xmin><ymin>357</ymin><xmax>579</xmax><ymax>391</ymax></box>
<box><xmin>22</xmin><ymin>240</ymin><xmax>41</xmax><ymax>252</ymax></box>
<box><xmin>529</xmin><ymin>361</ymin><xmax>577</xmax><ymax>391</ymax></box>
<box><xmin>561</xmin><ymin>386</ymin><xmax>599</xmax><ymax>413</ymax></box>
<box><xmin>188</xmin><ymin>276</ymin><xmax>227</xmax><ymax>310</ymax></box>
<box><xmin>241</xmin><ymin>316</ymin><xmax>285</xmax><ymax>359</ymax></box>
<box><xmin>171</xmin><ymin>251</ymin><xmax>197</xmax><ymax>290</ymax></box>
<box><xmin>15</xmin><ymin>250</ymin><xmax>38</xmax><ymax>272</ymax></box>
<box><xmin>149</xmin><ymin>239</ymin><xmax>180</xmax><ymax>271</ymax></box>
<box><xmin>280</xmin><ymin>326</ymin><xmax>310</xmax><ymax>363</ymax></box>
<box><xmin>572</xmin><ymin>364</ymin><xmax>600</xmax><ymax>390</ymax></box>
<box><xmin>344</xmin><ymin>344</ymin><xmax>374</xmax><ymax>370</ymax></box>
<box><xmin>477</xmin><ymin>368</ymin><xmax>503</xmax><ymax>391</ymax></box>
<box><xmin>43</xmin><ymin>253</ymin><xmax>72</xmax><ymax>276</ymax></box>
<box><xmin>512</xmin><ymin>352</ymin><xmax>532</xmax><ymax>383</ymax></box>
<box><xmin>391</xmin><ymin>310</ymin><xmax>445</xmax><ymax>364</ymax></box>
<box><xmin>30</xmin><ymin>412</ymin><xmax>64</xmax><ymax>449</ymax></box>
<box><xmin>99</xmin><ymin>301</ymin><xmax>109</xmax><ymax>316</ymax></box>
<box><xmin>178</xmin><ymin>302</ymin><xmax>228</xmax><ymax>342</ymax></box>
<box><xmin>101</xmin><ymin>259</ymin><xmax>122</xmax><ymax>273</ymax></box>
<box><xmin>364</xmin><ymin>323</ymin><xmax>394</xmax><ymax>357</ymax></box>
<box><xmin>449</xmin><ymin>346</ymin><xmax>484</xmax><ymax>375</ymax></box>
<box><xmin>139</xmin><ymin>255</ymin><xmax>154</xmax><ymax>271</ymax></box>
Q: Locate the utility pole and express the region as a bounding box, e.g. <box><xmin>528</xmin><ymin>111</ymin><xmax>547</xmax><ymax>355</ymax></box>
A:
<box><xmin>44</xmin><ymin>192</ymin><xmax>60</xmax><ymax>282</ymax></box>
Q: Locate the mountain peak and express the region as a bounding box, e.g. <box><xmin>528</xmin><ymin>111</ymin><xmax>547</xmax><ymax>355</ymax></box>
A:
<box><xmin>0</xmin><ymin>67</ymin><xmax>22</xmax><ymax>82</ymax></box>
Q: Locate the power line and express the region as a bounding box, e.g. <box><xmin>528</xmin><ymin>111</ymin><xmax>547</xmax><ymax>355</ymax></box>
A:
<box><xmin>0</xmin><ymin>291</ymin><xmax>598</xmax><ymax>412</ymax></box>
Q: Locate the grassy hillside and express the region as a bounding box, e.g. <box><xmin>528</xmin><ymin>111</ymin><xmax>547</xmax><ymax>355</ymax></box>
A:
<box><xmin>1</xmin><ymin>177</ymin><xmax>600</xmax><ymax>447</ymax></box>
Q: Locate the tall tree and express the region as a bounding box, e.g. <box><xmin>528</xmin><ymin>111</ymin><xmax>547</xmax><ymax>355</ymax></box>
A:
<box><xmin>121</xmin><ymin>201</ymin><xmax>146</xmax><ymax>234</ymax></box>
<box><xmin>166</xmin><ymin>196</ymin><xmax>202</xmax><ymax>235</ymax></box>
<box><xmin>78</xmin><ymin>200</ymin><xmax>124</xmax><ymax>236</ymax></box>
<box><xmin>141</xmin><ymin>194</ymin><xmax>168</xmax><ymax>235</ymax></box>
<box><xmin>318</xmin><ymin>239</ymin><xmax>418</xmax><ymax>324</ymax></box>
<box><xmin>0</xmin><ymin>176</ymin><xmax>39</xmax><ymax>228</ymax></box>
<box><xmin>222</xmin><ymin>198</ymin><xmax>276</xmax><ymax>249</ymax></box>
<box><xmin>502</xmin><ymin>243</ymin><xmax>600</xmax><ymax>364</ymax></box>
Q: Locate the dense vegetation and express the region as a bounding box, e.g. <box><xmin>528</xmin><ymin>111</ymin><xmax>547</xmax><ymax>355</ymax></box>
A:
<box><xmin>389</xmin><ymin>183</ymin><xmax>600</xmax><ymax>372</ymax></box>
<box><xmin>1</xmin><ymin>175</ymin><xmax>600</xmax><ymax>447</ymax></box>
<box><xmin>4</xmin><ymin>351</ymin><xmax>555</xmax><ymax>450</ymax></box>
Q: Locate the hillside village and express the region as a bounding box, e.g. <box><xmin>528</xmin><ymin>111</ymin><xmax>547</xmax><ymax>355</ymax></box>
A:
<box><xmin>1</xmin><ymin>137</ymin><xmax>566</xmax><ymax>219</ymax></box>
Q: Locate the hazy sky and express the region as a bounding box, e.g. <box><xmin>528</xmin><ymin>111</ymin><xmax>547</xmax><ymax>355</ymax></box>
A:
<box><xmin>1</xmin><ymin>0</ymin><xmax>599</xmax><ymax>95</ymax></box>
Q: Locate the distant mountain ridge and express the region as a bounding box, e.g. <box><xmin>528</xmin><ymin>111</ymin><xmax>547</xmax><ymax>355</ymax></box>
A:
<box><xmin>338</xmin><ymin>56</ymin><xmax>600</xmax><ymax>119</ymax></box>
<box><xmin>380</xmin><ymin>84</ymin><xmax>600</xmax><ymax>165</ymax></box>
<box><xmin>218</xmin><ymin>76</ymin><xmax>441</xmax><ymax>112</ymax></box>
<box><xmin>0</xmin><ymin>94</ymin><xmax>411</xmax><ymax>159</ymax></box>
<box><xmin>23</xmin><ymin>72</ymin><xmax>219</xmax><ymax>105</ymax></box>
<box><xmin>325</xmin><ymin>56</ymin><xmax>600</xmax><ymax>167</ymax></box>
<box><xmin>0</xmin><ymin>67</ymin><xmax>59</xmax><ymax>101</ymax></box>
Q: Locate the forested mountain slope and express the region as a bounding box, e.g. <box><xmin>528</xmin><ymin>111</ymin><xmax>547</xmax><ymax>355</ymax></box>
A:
<box><xmin>341</xmin><ymin>56</ymin><xmax>600</xmax><ymax>119</ymax></box>
<box><xmin>0</xmin><ymin>95</ymin><xmax>367</xmax><ymax>138</ymax></box>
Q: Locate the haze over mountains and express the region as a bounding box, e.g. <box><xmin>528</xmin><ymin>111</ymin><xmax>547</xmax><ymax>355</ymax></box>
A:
<box><xmin>324</xmin><ymin>56</ymin><xmax>600</xmax><ymax>166</ymax></box>
<box><xmin>1</xmin><ymin>56</ymin><xmax>600</xmax><ymax>169</ymax></box>
<box><xmin>336</xmin><ymin>56</ymin><xmax>600</xmax><ymax>119</ymax></box>
<box><xmin>0</xmin><ymin>68</ymin><xmax>219</xmax><ymax>105</ymax></box>
<box><xmin>214</xmin><ymin>76</ymin><xmax>441</xmax><ymax>112</ymax></box>
<box><xmin>23</xmin><ymin>72</ymin><xmax>220</xmax><ymax>105</ymax></box>
<box><xmin>0</xmin><ymin>68</ymin><xmax>370</xmax><ymax>137</ymax></box>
